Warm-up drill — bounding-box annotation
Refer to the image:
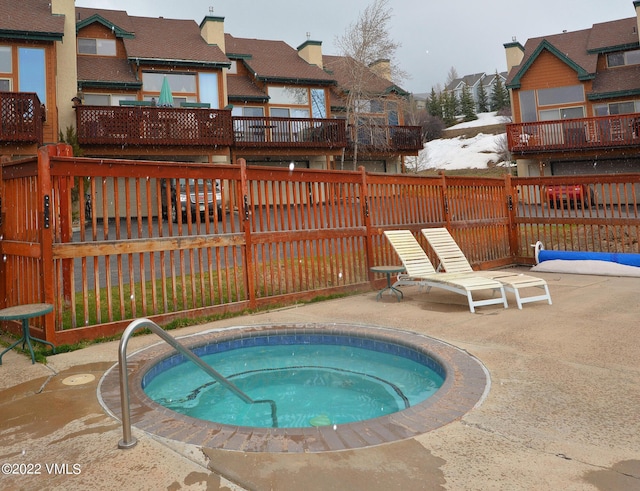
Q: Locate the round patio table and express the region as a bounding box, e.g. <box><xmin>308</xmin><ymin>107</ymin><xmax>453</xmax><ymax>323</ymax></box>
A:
<box><xmin>0</xmin><ymin>303</ymin><xmax>56</xmax><ymax>365</ymax></box>
<box><xmin>370</xmin><ymin>265</ymin><xmax>405</xmax><ymax>301</ymax></box>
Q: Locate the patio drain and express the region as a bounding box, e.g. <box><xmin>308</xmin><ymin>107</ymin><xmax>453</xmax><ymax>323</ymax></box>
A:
<box><xmin>62</xmin><ymin>374</ymin><xmax>95</xmax><ymax>386</ymax></box>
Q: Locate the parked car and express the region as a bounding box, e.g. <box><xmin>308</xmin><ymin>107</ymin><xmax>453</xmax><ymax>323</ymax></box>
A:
<box><xmin>161</xmin><ymin>178</ymin><xmax>222</xmax><ymax>222</ymax></box>
<box><xmin>544</xmin><ymin>184</ymin><xmax>594</xmax><ymax>209</ymax></box>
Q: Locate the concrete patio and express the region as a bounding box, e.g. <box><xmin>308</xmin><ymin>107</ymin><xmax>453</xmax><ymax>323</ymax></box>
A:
<box><xmin>0</xmin><ymin>266</ymin><xmax>639</xmax><ymax>490</ymax></box>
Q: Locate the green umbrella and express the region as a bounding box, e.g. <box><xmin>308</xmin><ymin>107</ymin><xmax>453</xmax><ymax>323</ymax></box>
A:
<box><xmin>158</xmin><ymin>76</ymin><xmax>174</xmax><ymax>107</ymax></box>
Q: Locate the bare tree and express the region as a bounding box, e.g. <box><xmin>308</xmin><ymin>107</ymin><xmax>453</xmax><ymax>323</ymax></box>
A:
<box><xmin>334</xmin><ymin>0</ymin><xmax>404</xmax><ymax>169</ymax></box>
<box><xmin>445</xmin><ymin>66</ymin><xmax>459</xmax><ymax>87</ymax></box>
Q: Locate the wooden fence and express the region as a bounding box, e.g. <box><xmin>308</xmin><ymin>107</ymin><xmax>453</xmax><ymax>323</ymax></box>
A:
<box><xmin>1</xmin><ymin>144</ymin><xmax>639</xmax><ymax>345</ymax></box>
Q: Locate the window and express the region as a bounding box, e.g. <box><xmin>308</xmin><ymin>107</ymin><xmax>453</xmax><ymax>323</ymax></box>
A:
<box><xmin>142</xmin><ymin>72</ymin><xmax>196</xmax><ymax>94</ymax></box>
<box><xmin>608</xmin><ymin>101</ymin><xmax>636</xmax><ymax>115</ymax></box>
<box><xmin>595</xmin><ymin>101</ymin><xmax>639</xmax><ymax>115</ymax></box>
<box><xmin>0</xmin><ymin>79</ymin><xmax>10</xmax><ymax>91</ymax></box>
<box><xmin>270</xmin><ymin>107</ymin><xmax>309</xmax><ymax>118</ymax></box>
<box><xmin>539</xmin><ymin>106</ymin><xmax>584</xmax><ymax>120</ymax></box>
<box><xmin>231</xmin><ymin>106</ymin><xmax>264</xmax><ymax>117</ymax></box>
<box><xmin>370</xmin><ymin>100</ymin><xmax>384</xmax><ymax>113</ymax></box>
<box><xmin>310</xmin><ymin>88</ymin><xmax>326</xmax><ymax>118</ymax></box>
<box><xmin>198</xmin><ymin>72</ymin><xmax>219</xmax><ymax>109</ymax></box>
<box><xmin>355</xmin><ymin>99</ymin><xmax>386</xmax><ymax>114</ymax></box>
<box><xmin>0</xmin><ymin>46</ymin><xmax>11</xmax><ymax>73</ymax></box>
<box><xmin>112</xmin><ymin>94</ymin><xmax>136</xmax><ymax>106</ymax></box>
<box><xmin>607</xmin><ymin>49</ymin><xmax>640</xmax><ymax>67</ymax></box>
<box><xmin>355</xmin><ymin>99</ymin><xmax>370</xmax><ymax>113</ymax></box>
<box><xmin>18</xmin><ymin>47</ymin><xmax>46</xmax><ymax>105</ymax></box>
<box><xmin>387</xmin><ymin>101</ymin><xmax>398</xmax><ymax>125</ymax></box>
<box><xmin>84</xmin><ymin>93</ymin><xmax>136</xmax><ymax>106</ymax></box>
<box><xmin>78</xmin><ymin>38</ymin><xmax>116</xmax><ymax>56</ymax></box>
<box><xmin>268</xmin><ymin>86</ymin><xmax>308</xmax><ymax>105</ymax></box>
<box><xmin>84</xmin><ymin>93</ymin><xmax>111</xmax><ymax>105</ymax></box>
<box><xmin>519</xmin><ymin>90</ymin><xmax>537</xmax><ymax>122</ymax></box>
<box><xmin>537</xmin><ymin>85</ymin><xmax>584</xmax><ymax>106</ymax></box>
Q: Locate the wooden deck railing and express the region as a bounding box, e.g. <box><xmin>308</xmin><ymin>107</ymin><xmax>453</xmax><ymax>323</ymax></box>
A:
<box><xmin>232</xmin><ymin>116</ymin><xmax>347</xmax><ymax>148</ymax></box>
<box><xmin>347</xmin><ymin>124</ymin><xmax>423</xmax><ymax>152</ymax></box>
<box><xmin>75</xmin><ymin>105</ymin><xmax>234</xmax><ymax>146</ymax></box>
<box><xmin>507</xmin><ymin>113</ymin><xmax>640</xmax><ymax>154</ymax></box>
<box><xmin>2</xmin><ymin>144</ymin><xmax>639</xmax><ymax>345</ymax></box>
<box><xmin>0</xmin><ymin>92</ymin><xmax>44</xmax><ymax>144</ymax></box>
<box><xmin>74</xmin><ymin>108</ymin><xmax>423</xmax><ymax>153</ymax></box>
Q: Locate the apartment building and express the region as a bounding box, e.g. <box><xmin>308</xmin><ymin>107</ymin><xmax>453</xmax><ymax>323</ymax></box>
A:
<box><xmin>0</xmin><ymin>0</ymin><xmax>422</xmax><ymax>173</ymax></box>
<box><xmin>504</xmin><ymin>1</ymin><xmax>640</xmax><ymax>177</ymax></box>
<box><xmin>445</xmin><ymin>71</ymin><xmax>508</xmax><ymax>113</ymax></box>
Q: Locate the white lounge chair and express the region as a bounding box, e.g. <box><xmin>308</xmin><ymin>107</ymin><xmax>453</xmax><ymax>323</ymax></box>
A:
<box><xmin>383</xmin><ymin>230</ymin><xmax>508</xmax><ymax>313</ymax></box>
<box><xmin>421</xmin><ymin>227</ymin><xmax>552</xmax><ymax>309</ymax></box>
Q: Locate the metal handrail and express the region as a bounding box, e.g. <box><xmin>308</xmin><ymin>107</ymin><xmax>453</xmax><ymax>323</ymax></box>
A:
<box><xmin>117</xmin><ymin>318</ymin><xmax>278</xmax><ymax>449</ymax></box>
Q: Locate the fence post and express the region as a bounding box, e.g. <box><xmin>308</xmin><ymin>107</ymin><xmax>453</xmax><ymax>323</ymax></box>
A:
<box><xmin>238</xmin><ymin>158</ymin><xmax>256</xmax><ymax>308</ymax></box>
<box><xmin>0</xmin><ymin>156</ymin><xmax>5</xmax><ymax>308</ymax></box>
<box><xmin>359</xmin><ymin>167</ymin><xmax>375</xmax><ymax>282</ymax></box>
<box><xmin>504</xmin><ymin>173</ymin><xmax>519</xmax><ymax>259</ymax></box>
<box><xmin>439</xmin><ymin>171</ymin><xmax>451</xmax><ymax>230</ymax></box>
<box><xmin>38</xmin><ymin>145</ymin><xmax>67</xmax><ymax>344</ymax></box>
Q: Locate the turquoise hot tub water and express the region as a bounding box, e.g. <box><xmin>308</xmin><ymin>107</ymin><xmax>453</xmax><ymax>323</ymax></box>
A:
<box><xmin>142</xmin><ymin>333</ymin><xmax>445</xmax><ymax>429</ymax></box>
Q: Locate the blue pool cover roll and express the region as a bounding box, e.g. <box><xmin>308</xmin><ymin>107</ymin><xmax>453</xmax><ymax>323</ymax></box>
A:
<box><xmin>536</xmin><ymin>248</ymin><xmax>640</xmax><ymax>267</ymax></box>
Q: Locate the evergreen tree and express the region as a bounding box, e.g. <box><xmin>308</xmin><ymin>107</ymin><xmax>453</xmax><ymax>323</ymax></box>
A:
<box><xmin>442</xmin><ymin>91</ymin><xmax>458</xmax><ymax>126</ymax></box>
<box><xmin>426</xmin><ymin>87</ymin><xmax>442</xmax><ymax>118</ymax></box>
<box><xmin>476</xmin><ymin>79</ymin><xmax>489</xmax><ymax>113</ymax></box>
<box><xmin>460</xmin><ymin>84</ymin><xmax>477</xmax><ymax>122</ymax></box>
<box><xmin>490</xmin><ymin>71</ymin><xmax>510</xmax><ymax>112</ymax></box>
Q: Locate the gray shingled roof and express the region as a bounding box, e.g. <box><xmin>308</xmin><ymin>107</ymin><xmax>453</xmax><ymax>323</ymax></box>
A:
<box><xmin>0</xmin><ymin>0</ymin><xmax>64</xmax><ymax>40</ymax></box>
<box><xmin>445</xmin><ymin>73</ymin><xmax>485</xmax><ymax>92</ymax></box>
<box><xmin>323</xmin><ymin>54</ymin><xmax>405</xmax><ymax>95</ymax></box>
<box><xmin>588</xmin><ymin>17</ymin><xmax>638</xmax><ymax>52</ymax></box>
<box><xmin>225</xmin><ymin>34</ymin><xmax>335</xmax><ymax>84</ymax></box>
<box><xmin>76</xmin><ymin>7</ymin><xmax>229</xmax><ymax>66</ymax></box>
<box><xmin>77</xmin><ymin>56</ymin><xmax>139</xmax><ymax>87</ymax></box>
<box><xmin>227</xmin><ymin>75</ymin><xmax>268</xmax><ymax>101</ymax></box>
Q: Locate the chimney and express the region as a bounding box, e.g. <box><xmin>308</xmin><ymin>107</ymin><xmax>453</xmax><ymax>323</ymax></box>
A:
<box><xmin>200</xmin><ymin>16</ymin><xmax>225</xmax><ymax>52</ymax></box>
<box><xmin>51</xmin><ymin>0</ymin><xmax>78</xmax><ymax>132</ymax></box>
<box><xmin>297</xmin><ymin>39</ymin><xmax>323</xmax><ymax>69</ymax></box>
<box><xmin>635</xmin><ymin>1</ymin><xmax>640</xmax><ymax>42</ymax></box>
<box><xmin>369</xmin><ymin>59</ymin><xmax>391</xmax><ymax>81</ymax></box>
<box><xmin>503</xmin><ymin>39</ymin><xmax>525</xmax><ymax>73</ymax></box>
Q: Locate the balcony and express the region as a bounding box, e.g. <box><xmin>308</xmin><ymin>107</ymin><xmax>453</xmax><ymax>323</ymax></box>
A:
<box><xmin>75</xmin><ymin>105</ymin><xmax>234</xmax><ymax>146</ymax></box>
<box><xmin>347</xmin><ymin>124</ymin><xmax>423</xmax><ymax>153</ymax></box>
<box><xmin>73</xmin><ymin>107</ymin><xmax>424</xmax><ymax>154</ymax></box>
<box><xmin>507</xmin><ymin>113</ymin><xmax>640</xmax><ymax>155</ymax></box>
<box><xmin>0</xmin><ymin>92</ymin><xmax>44</xmax><ymax>144</ymax></box>
<box><xmin>232</xmin><ymin>116</ymin><xmax>347</xmax><ymax>149</ymax></box>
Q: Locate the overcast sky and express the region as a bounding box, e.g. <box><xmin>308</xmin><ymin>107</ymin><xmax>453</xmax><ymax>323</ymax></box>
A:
<box><xmin>75</xmin><ymin>0</ymin><xmax>637</xmax><ymax>94</ymax></box>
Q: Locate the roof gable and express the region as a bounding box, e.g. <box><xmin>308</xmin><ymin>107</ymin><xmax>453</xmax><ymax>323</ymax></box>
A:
<box><xmin>507</xmin><ymin>37</ymin><xmax>595</xmax><ymax>89</ymax></box>
<box><xmin>76</xmin><ymin>13</ymin><xmax>134</xmax><ymax>39</ymax></box>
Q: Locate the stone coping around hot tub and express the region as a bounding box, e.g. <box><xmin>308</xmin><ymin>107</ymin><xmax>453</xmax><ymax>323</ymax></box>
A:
<box><xmin>98</xmin><ymin>323</ymin><xmax>490</xmax><ymax>453</ymax></box>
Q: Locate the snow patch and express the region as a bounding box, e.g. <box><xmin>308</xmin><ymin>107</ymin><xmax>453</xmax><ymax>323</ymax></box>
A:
<box><xmin>408</xmin><ymin>112</ymin><xmax>511</xmax><ymax>171</ymax></box>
